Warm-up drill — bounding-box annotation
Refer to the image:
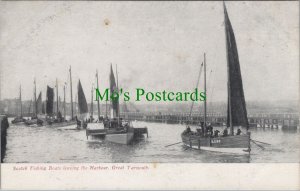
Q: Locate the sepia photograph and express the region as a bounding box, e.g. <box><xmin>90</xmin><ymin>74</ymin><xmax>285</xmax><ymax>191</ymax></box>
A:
<box><xmin>0</xmin><ymin>0</ymin><xmax>299</xmax><ymax>189</ymax></box>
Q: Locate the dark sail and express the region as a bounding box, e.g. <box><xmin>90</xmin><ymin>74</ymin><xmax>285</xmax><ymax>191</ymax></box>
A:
<box><xmin>224</xmin><ymin>3</ymin><xmax>249</xmax><ymax>131</ymax></box>
<box><xmin>42</xmin><ymin>102</ymin><xmax>45</xmax><ymax>114</ymax></box>
<box><xmin>46</xmin><ymin>86</ymin><xmax>54</xmax><ymax>115</ymax></box>
<box><xmin>77</xmin><ymin>80</ymin><xmax>88</xmax><ymax>114</ymax></box>
<box><xmin>36</xmin><ymin>92</ymin><xmax>42</xmax><ymax>114</ymax></box>
<box><xmin>109</xmin><ymin>65</ymin><xmax>119</xmax><ymax>118</ymax></box>
<box><xmin>58</xmin><ymin>96</ymin><xmax>61</xmax><ymax>113</ymax></box>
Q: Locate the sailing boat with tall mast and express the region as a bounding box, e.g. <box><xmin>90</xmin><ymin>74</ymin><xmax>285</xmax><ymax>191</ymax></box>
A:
<box><xmin>55</xmin><ymin>78</ymin><xmax>61</xmax><ymax>121</ymax></box>
<box><xmin>63</xmin><ymin>84</ymin><xmax>66</xmax><ymax>121</ymax></box>
<box><xmin>86</xmin><ymin>64</ymin><xmax>148</xmax><ymax>144</ymax></box>
<box><xmin>25</xmin><ymin>78</ymin><xmax>44</xmax><ymax>126</ymax></box>
<box><xmin>46</xmin><ymin>69</ymin><xmax>76</xmax><ymax>127</ymax></box>
<box><xmin>89</xmin><ymin>84</ymin><xmax>94</xmax><ymax>122</ymax></box>
<box><xmin>181</xmin><ymin>3</ymin><xmax>251</xmax><ymax>155</ymax></box>
<box><xmin>76</xmin><ymin>79</ymin><xmax>89</xmax><ymax>129</ymax></box>
<box><xmin>96</xmin><ymin>70</ymin><xmax>103</xmax><ymax>122</ymax></box>
<box><xmin>12</xmin><ymin>85</ymin><xmax>26</xmax><ymax>124</ymax></box>
<box><xmin>87</xmin><ymin>70</ymin><xmax>104</xmax><ymax>124</ymax></box>
<box><xmin>46</xmin><ymin>85</ymin><xmax>54</xmax><ymax>119</ymax></box>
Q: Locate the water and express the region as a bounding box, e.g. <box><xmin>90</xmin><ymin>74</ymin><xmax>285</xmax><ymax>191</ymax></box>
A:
<box><xmin>4</xmin><ymin>119</ymin><xmax>300</xmax><ymax>163</ymax></box>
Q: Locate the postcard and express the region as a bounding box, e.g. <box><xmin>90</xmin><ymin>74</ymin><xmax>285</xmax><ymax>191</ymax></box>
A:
<box><xmin>0</xmin><ymin>1</ymin><xmax>299</xmax><ymax>190</ymax></box>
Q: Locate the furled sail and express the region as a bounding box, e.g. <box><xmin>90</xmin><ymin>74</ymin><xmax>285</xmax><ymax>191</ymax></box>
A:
<box><xmin>77</xmin><ymin>80</ymin><xmax>88</xmax><ymax>114</ymax></box>
<box><xmin>36</xmin><ymin>92</ymin><xmax>42</xmax><ymax>114</ymax></box>
<box><xmin>46</xmin><ymin>86</ymin><xmax>54</xmax><ymax>115</ymax></box>
<box><xmin>224</xmin><ymin>3</ymin><xmax>249</xmax><ymax>131</ymax></box>
<box><xmin>109</xmin><ymin>65</ymin><xmax>119</xmax><ymax>118</ymax></box>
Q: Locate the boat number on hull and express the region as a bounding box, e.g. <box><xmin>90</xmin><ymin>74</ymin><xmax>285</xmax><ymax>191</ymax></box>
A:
<box><xmin>211</xmin><ymin>139</ymin><xmax>221</xmax><ymax>144</ymax></box>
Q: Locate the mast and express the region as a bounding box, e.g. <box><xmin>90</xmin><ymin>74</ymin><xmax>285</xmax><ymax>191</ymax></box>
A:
<box><xmin>96</xmin><ymin>70</ymin><xmax>100</xmax><ymax>120</ymax></box>
<box><xmin>116</xmin><ymin>64</ymin><xmax>120</xmax><ymax>125</ymax></box>
<box><xmin>20</xmin><ymin>85</ymin><xmax>22</xmax><ymax>117</ymax></box>
<box><xmin>63</xmin><ymin>84</ymin><xmax>66</xmax><ymax>120</ymax></box>
<box><xmin>105</xmin><ymin>68</ymin><xmax>107</xmax><ymax>118</ymax></box>
<box><xmin>34</xmin><ymin>78</ymin><xmax>37</xmax><ymax>117</ymax></box>
<box><xmin>189</xmin><ymin>63</ymin><xmax>203</xmax><ymax>123</ymax></box>
<box><xmin>56</xmin><ymin>78</ymin><xmax>59</xmax><ymax>117</ymax></box>
<box><xmin>69</xmin><ymin>66</ymin><xmax>74</xmax><ymax>120</ymax></box>
<box><xmin>105</xmin><ymin>100</ymin><xmax>107</xmax><ymax>117</ymax></box>
<box><xmin>91</xmin><ymin>84</ymin><xmax>94</xmax><ymax>119</ymax></box>
<box><xmin>203</xmin><ymin>53</ymin><xmax>207</xmax><ymax>134</ymax></box>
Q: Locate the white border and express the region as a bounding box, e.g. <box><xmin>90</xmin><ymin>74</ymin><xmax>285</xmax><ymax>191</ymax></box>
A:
<box><xmin>1</xmin><ymin>163</ymin><xmax>299</xmax><ymax>190</ymax></box>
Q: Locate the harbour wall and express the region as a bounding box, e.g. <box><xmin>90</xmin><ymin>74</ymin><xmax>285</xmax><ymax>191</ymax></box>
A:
<box><xmin>1</xmin><ymin>115</ymin><xmax>9</xmax><ymax>162</ymax></box>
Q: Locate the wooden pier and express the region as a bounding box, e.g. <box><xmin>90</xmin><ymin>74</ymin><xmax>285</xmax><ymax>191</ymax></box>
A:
<box><xmin>120</xmin><ymin>112</ymin><xmax>299</xmax><ymax>129</ymax></box>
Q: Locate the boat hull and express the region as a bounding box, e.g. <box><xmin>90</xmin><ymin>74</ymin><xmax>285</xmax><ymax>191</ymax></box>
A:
<box><xmin>25</xmin><ymin>118</ymin><xmax>43</xmax><ymax>126</ymax></box>
<box><xmin>181</xmin><ymin>132</ymin><xmax>251</xmax><ymax>155</ymax></box>
<box><xmin>11</xmin><ymin>118</ymin><xmax>26</xmax><ymax>124</ymax></box>
<box><xmin>47</xmin><ymin>121</ymin><xmax>76</xmax><ymax>128</ymax></box>
<box><xmin>105</xmin><ymin>132</ymin><xmax>134</xmax><ymax>145</ymax></box>
<box><xmin>86</xmin><ymin>126</ymin><xmax>148</xmax><ymax>145</ymax></box>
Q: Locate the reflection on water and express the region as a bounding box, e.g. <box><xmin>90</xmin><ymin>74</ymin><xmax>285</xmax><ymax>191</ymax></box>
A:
<box><xmin>3</xmin><ymin>119</ymin><xmax>300</xmax><ymax>163</ymax></box>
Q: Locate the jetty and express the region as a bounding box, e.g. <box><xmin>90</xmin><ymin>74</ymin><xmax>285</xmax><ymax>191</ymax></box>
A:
<box><xmin>120</xmin><ymin>112</ymin><xmax>299</xmax><ymax>130</ymax></box>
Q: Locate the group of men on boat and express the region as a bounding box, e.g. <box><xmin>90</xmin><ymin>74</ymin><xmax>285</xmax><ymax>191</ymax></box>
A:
<box><xmin>103</xmin><ymin>117</ymin><xmax>131</xmax><ymax>131</ymax></box>
<box><xmin>183</xmin><ymin>122</ymin><xmax>242</xmax><ymax>138</ymax></box>
<box><xmin>45</xmin><ymin>111</ymin><xmax>64</xmax><ymax>124</ymax></box>
<box><xmin>75</xmin><ymin>115</ymin><xmax>130</xmax><ymax>131</ymax></box>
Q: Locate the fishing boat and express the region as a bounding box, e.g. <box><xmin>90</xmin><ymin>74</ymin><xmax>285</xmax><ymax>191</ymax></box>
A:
<box><xmin>36</xmin><ymin>91</ymin><xmax>45</xmax><ymax>118</ymax></box>
<box><xmin>24</xmin><ymin>118</ymin><xmax>39</xmax><ymax>126</ymax></box>
<box><xmin>25</xmin><ymin>91</ymin><xmax>44</xmax><ymax>126</ymax></box>
<box><xmin>56</xmin><ymin>80</ymin><xmax>77</xmax><ymax>127</ymax></box>
<box><xmin>89</xmin><ymin>84</ymin><xmax>95</xmax><ymax>122</ymax></box>
<box><xmin>95</xmin><ymin>70</ymin><xmax>104</xmax><ymax>122</ymax></box>
<box><xmin>46</xmin><ymin>71</ymin><xmax>77</xmax><ymax>128</ymax></box>
<box><xmin>11</xmin><ymin>116</ymin><xmax>26</xmax><ymax>124</ymax></box>
<box><xmin>25</xmin><ymin>79</ymin><xmax>44</xmax><ymax>126</ymax></box>
<box><xmin>86</xmin><ymin>65</ymin><xmax>148</xmax><ymax>144</ymax></box>
<box><xmin>44</xmin><ymin>85</ymin><xmax>67</xmax><ymax>126</ymax></box>
<box><xmin>76</xmin><ymin>79</ymin><xmax>89</xmax><ymax>129</ymax></box>
<box><xmin>181</xmin><ymin>3</ymin><xmax>251</xmax><ymax>155</ymax></box>
<box><xmin>45</xmin><ymin>85</ymin><xmax>55</xmax><ymax>124</ymax></box>
<box><xmin>11</xmin><ymin>85</ymin><xmax>26</xmax><ymax>124</ymax></box>
<box><xmin>87</xmin><ymin>70</ymin><xmax>104</xmax><ymax>124</ymax></box>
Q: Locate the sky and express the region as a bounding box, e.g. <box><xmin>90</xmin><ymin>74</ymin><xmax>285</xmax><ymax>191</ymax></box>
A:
<box><xmin>0</xmin><ymin>1</ymin><xmax>299</xmax><ymax>104</ymax></box>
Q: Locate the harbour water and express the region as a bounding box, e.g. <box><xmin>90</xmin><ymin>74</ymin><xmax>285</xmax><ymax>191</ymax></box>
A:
<box><xmin>4</xmin><ymin>119</ymin><xmax>300</xmax><ymax>163</ymax></box>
